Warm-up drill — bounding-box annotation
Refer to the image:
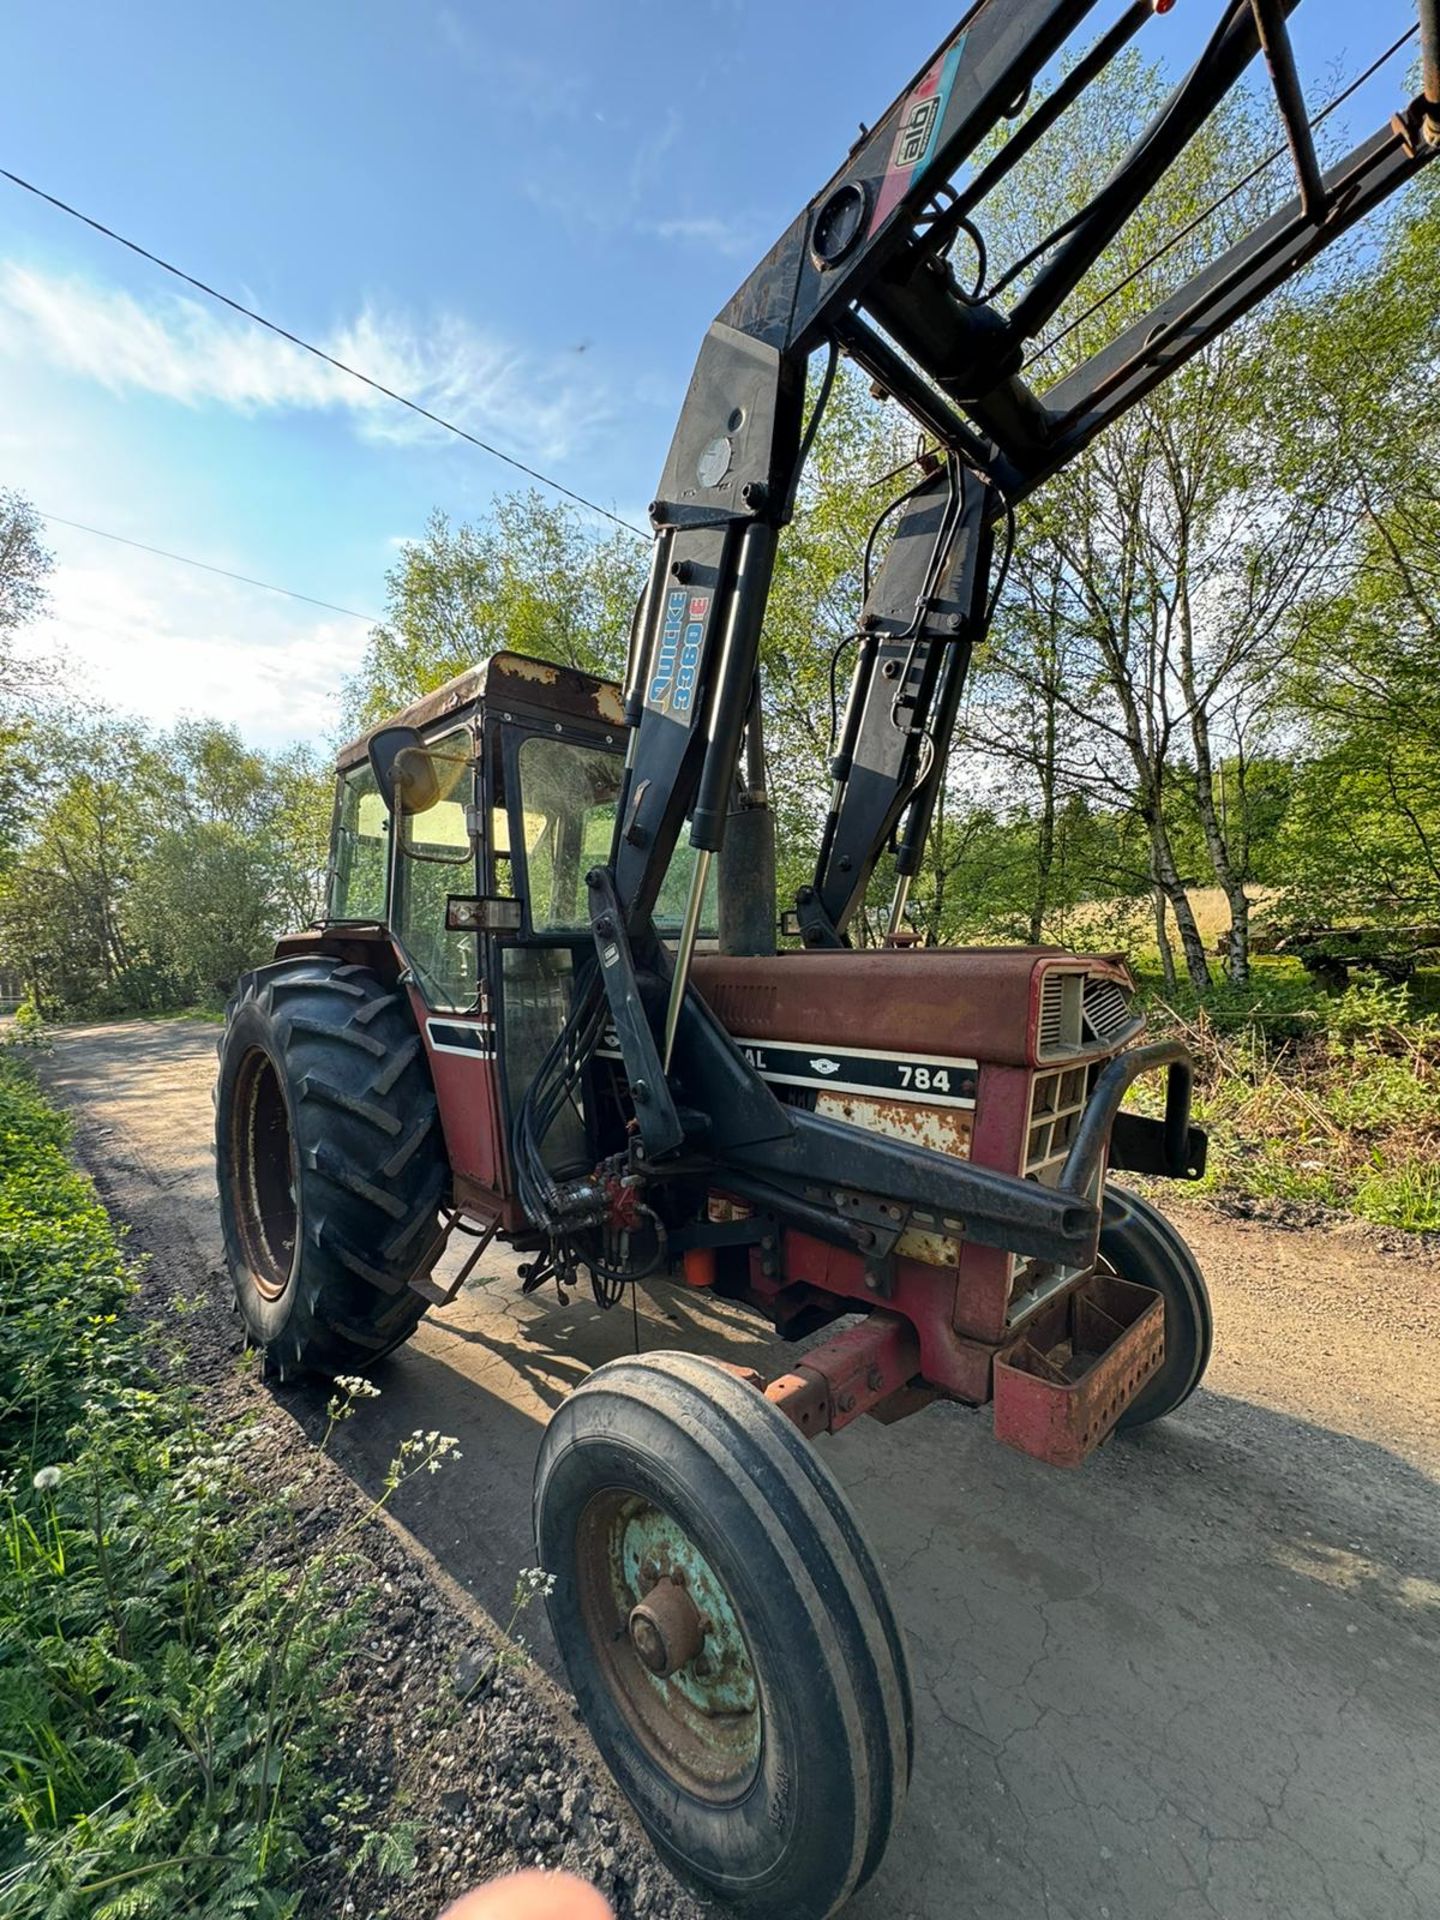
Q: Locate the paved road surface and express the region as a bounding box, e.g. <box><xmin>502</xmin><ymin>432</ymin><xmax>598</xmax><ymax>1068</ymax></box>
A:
<box><xmin>44</xmin><ymin>1020</ymin><xmax>1440</xmax><ymax>1920</ymax></box>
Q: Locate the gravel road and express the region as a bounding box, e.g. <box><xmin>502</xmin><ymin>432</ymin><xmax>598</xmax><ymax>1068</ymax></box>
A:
<box><xmin>43</xmin><ymin>1018</ymin><xmax>1440</xmax><ymax>1920</ymax></box>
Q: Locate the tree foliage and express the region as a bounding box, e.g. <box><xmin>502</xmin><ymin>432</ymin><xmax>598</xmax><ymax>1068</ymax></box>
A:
<box><xmin>343</xmin><ymin>492</ymin><xmax>646</xmax><ymax>732</ymax></box>
<box><xmin>0</xmin><ymin>715</ymin><xmax>332</xmax><ymax>1015</ymax></box>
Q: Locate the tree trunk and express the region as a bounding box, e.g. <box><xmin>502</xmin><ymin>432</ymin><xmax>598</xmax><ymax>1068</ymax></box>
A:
<box><xmin>1148</xmin><ymin>816</ymin><xmax>1210</xmax><ymax>990</ymax></box>
<box><xmin>1172</xmin><ymin>499</ymin><xmax>1252</xmax><ymax>985</ymax></box>
<box><xmin>1152</xmin><ymin>882</ymin><xmax>1176</xmax><ymax>989</ymax></box>
<box><xmin>1028</xmin><ymin>688</ymin><xmax>1058</xmax><ymax>944</ymax></box>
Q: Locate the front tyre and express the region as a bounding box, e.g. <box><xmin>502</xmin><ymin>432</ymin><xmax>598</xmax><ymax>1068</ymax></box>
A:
<box><xmin>534</xmin><ymin>1351</ymin><xmax>912</xmax><ymax>1920</ymax></box>
<box><xmin>215</xmin><ymin>958</ymin><xmax>448</xmax><ymax>1378</ymax></box>
<box><xmin>1100</xmin><ymin>1184</ymin><xmax>1213</xmax><ymax>1429</ymax></box>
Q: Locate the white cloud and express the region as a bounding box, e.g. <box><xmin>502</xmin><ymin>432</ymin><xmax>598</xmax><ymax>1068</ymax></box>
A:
<box><xmin>645</xmin><ymin>214</ymin><xmax>768</xmax><ymax>260</ymax></box>
<box><xmin>0</xmin><ymin>261</ymin><xmax>609</xmax><ymax>464</ymax></box>
<box><xmin>433</xmin><ymin>11</ymin><xmax>590</xmax><ymax>120</ymax></box>
<box><xmin>17</xmin><ymin>541</ymin><xmax>364</xmax><ymax>750</ymax></box>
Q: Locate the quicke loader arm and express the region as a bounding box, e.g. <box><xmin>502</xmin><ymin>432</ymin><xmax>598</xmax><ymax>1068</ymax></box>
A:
<box><xmin>575</xmin><ymin>0</ymin><xmax>1438</xmax><ymax>1270</ymax></box>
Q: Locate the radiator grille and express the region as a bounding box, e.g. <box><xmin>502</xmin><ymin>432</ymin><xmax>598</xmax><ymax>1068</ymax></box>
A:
<box><xmin>1007</xmin><ymin>1063</ymin><xmax>1093</xmax><ymax>1323</ymax></box>
<box><xmin>1036</xmin><ymin>966</ymin><xmax>1136</xmax><ymax>1059</ymax></box>
<box><xmin>1082</xmin><ymin>976</ymin><xmax>1133</xmax><ymax>1044</ymax></box>
<box><xmin>1038</xmin><ymin>974</ymin><xmax>1066</xmax><ymax>1053</ymax></box>
<box><xmin>1025</xmin><ymin>1065</ymin><xmax>1088</xmax><ymax>1184</ymax></box>
<box><xmin>1037</xmin><ymin>971</ymin><xmax>1083</xmax><ymax>1056</ymax></box>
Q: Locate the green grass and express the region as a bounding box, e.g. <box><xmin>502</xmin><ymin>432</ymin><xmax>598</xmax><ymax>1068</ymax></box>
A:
<box><xmin>1138</xmin><ymin>973</ymin><xmax>1440</xmax><ymax>1232</ymax></box>
<box><xmin>0</xmin><ymin>1047</ymin><xmax>356</xmax><ymax>1916</ymax></box>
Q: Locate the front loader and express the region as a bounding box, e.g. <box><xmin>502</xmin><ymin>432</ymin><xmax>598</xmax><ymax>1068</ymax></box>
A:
<box><xmin>215</xmin><ymin>5</ymin><xmax>1438</xmax><ymax>1914</ymax></box>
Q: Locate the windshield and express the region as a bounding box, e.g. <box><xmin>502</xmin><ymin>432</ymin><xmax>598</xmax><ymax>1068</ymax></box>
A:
<box><xmin>515</xmin><ymin>733</ymin><xmax>716</xmax><ymax>934</ymax></box>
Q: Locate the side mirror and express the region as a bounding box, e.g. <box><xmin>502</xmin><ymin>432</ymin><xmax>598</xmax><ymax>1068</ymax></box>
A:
<box><xmin>368</xmin><ymin>726</ymin><xmax>441</xmax><ymax>815</ymax></box>
<box><xmin>447</xmin><ymin>894</ymin><xmax>524</xmax><ymax>934</ymax></box>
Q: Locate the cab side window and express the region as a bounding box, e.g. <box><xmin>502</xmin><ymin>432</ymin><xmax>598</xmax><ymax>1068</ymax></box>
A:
<box><xmin>329</xmin><ymin>764</ymin><xmax>389</xmax><ymax>921</ymax></box>
<box><xmin>392</xmin><ymin>729</ymin><xmax>479</xmax><ymax>1010</ymax></box>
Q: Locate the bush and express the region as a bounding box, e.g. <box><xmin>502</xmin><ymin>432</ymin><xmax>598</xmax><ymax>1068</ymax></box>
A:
<box><xmin>1140</xmin><ymin>976</ymin><xmax>1440</xmax><ymax>1229</ymax></box>
<box><xmin>1140</xmin><ymin>963</ymin><xmax>1322</xmax><ymax>1041</ymax></box>
<box><xmin>1353</xmin><ymin>1158</ymin><xmax>1440</xmax><ymax>1233</ymax></box>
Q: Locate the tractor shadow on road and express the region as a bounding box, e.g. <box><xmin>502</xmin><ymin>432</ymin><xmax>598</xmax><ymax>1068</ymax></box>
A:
<box><xmin>270</xmin><ymin>1291</ymin><xmax>1440</xmax><ymax>1918</ymax></box>
<box><xmin>271</xmin><ymin>1270</ymin><xmax>1440</xmax><ymax>1673</ymax></box>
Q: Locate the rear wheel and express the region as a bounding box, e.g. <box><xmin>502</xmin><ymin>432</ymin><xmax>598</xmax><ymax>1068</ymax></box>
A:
<box><xmin>534</xmin><ymin>1351</ymin><xmax>911</xmax><ymax>1920</ymax></box>
<box><xmin>1100</xmin><ymin>1184</ymin><xmax>1213</xmax><ymax>1429</ymax></box>
<box><xmin>215</xmin><ymin>958</ymin><xmax>448</xmax><ymax>1377</ymax></box>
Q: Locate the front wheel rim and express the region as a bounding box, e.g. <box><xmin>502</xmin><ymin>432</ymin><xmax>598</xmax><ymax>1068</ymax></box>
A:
<box><xmin>575</xmin><ymin>1489</ymin><xmax>762</xmax><ymax>1802</ymax></box>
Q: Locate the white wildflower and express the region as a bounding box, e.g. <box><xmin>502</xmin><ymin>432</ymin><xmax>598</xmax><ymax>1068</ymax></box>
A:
<box><xmin>32</xmin><ymin>1466</ymin><xmax>61</xmax><ymax>1493</ymax></box>
<box><xmin>333</xmin><ymin>1375</ymin><xmax>380</xmax><ymax>1399</ymax></box>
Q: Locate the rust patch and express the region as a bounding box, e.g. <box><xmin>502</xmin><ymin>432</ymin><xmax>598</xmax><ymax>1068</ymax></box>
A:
<box><xmin>815</xmin><ymin>1089</ymin><xmax>972</xmax><ymax>1158</ymax></box>
<box><xmin>765</xmin><ymin>1312</ymin><xmax>920</xmax><ymax>1437</ymax></box>
<box><xmin>504</xmin><ymin>656</ymin><xmax>562</xmax><ymax>686</ymax></box>
<box><xmin>814</xmin><ymin>1091</ymin><xmax>969</xmax><ymax>1265</ymax></box>
<box><xmin>487</xmin><ymin>651</ymin><xmax>626</xmax><ymax>726</ymax></box>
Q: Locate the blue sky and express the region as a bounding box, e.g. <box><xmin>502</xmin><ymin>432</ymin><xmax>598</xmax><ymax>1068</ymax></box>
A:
<box><xmin>0</xmin><ymin>0</ymin><xmax>1420</xmax><ymax>747</ymax></box>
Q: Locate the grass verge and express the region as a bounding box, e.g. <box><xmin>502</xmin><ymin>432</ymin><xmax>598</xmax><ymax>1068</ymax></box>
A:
<box><xmin>0</xmin><ymin>1044</ymin><xmax>363</xmax><ymax>1915</ymax></box>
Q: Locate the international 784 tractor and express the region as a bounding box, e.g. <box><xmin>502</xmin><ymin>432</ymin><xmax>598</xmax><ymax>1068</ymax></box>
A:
<box><xmin>215</xmin><ymin>5</ymin><xmax>1438</xmax><ymax>1913</ymax></box>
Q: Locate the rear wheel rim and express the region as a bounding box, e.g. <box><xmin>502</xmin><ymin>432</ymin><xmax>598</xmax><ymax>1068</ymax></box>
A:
<box><xmin>231</xmin><ymin>1048</ymin><xmax>298</xmax><ymax>1301</ymax></box>
<box><xmin>574</xmin><ymin>1489</ymin><xmax>762</xmax><ymax>1802</ymax></box>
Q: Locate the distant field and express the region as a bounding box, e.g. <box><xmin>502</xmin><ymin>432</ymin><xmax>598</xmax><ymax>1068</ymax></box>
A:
<box><xmin>1046</xmin><ymin>886</ymin><xmax>1281</xmax><ymax>960</ymax></box>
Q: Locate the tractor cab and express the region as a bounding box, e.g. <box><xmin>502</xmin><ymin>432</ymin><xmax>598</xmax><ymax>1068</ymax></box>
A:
<box><xmin>288</xmin><ymin>653</ymin><xmax>711</xmax><ymax>1225</ymax></box>
<box><xmin>325</xmin><ymin>650</ymin><xmax>631</xmax><ymax>992</ymax></box>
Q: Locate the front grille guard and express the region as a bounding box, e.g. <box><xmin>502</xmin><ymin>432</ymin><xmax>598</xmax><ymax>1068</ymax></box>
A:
<box><xmin>1060</xmin><ymin>1040</ymin><xmax>1206</xmax><ymax>1197</ymax></box>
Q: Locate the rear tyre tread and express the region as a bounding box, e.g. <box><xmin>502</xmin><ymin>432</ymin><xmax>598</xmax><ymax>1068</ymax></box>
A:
<box><xmin>216</xmin><ymin>957</ymin><xmax>449</xmax><ymax>1376</ymax></box>
<box><xmin>287</xmin><ymin>1013</ymin><xmax>387</xmax><ymax>1056</ymax></box>
<box><xmin>372</xmin><ymin>1037</ymin><xmax>421</xmax><ymax>1095</ymax></box>
<box><xmin>306</xmin><ymin>1146</ymin><xmax>409</xmax><ymax>1219</ymax></box>
<box><xmin>352</xmin><ymin>993</ymin><xmax>401</xmax><ymax>1026</ymax></box>
<box><xmin>297</xmin><ymin>1074</ymin><xmax>403</xmax><ymax>1137</ymax></box>
<box><xmin>382</xmin><ymin>1115</ymin><xmax>437</xmax><ymax>1177</ymax></box>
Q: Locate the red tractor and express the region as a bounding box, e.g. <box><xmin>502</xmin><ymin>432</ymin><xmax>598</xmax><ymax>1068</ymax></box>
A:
<box><xmin>215</xmin><ymin>6</ymin><xmax>1437</xmax><ymax>1914</ymax></box>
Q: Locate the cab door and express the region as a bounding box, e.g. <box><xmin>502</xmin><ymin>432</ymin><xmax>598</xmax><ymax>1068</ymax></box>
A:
<box><xmin>390</xmin><ymin>724</ymin><xmax>510</xmax><ymax>1201</ymax></box>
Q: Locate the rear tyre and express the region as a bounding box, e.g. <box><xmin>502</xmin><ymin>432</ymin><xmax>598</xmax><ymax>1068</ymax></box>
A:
<box><xmin>534</xmin><ymin>1351</ymin><xmax>911</xmax><ymax>1920</ymax></box>
<box><xmin>215</xmin><ymin>957</ymin><xmax>447</xmax><ymax>1378</ymax></box>
<box><xmin>1100</xmin><ymin>1184</ymin><xmax>1213</xmax><ymax>1429</ymax></box>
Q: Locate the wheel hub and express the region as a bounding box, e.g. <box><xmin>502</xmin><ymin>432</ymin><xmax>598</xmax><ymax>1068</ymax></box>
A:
<box><xmin>628</xmin><ymin>1575</ymin><xmax>705</xmax><ymax>1676</ymax></box>
<box><xmin>575</xmin><ymin>1491</ymin><xmax>761</xmax><ymax>1798</ymax></box>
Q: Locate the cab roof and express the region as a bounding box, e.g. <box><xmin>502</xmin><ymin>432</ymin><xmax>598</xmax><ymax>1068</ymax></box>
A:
<box><xmin>335</xmin><ymin>651</ymin><xmax>626</xmax><ymax>772</ymax></box>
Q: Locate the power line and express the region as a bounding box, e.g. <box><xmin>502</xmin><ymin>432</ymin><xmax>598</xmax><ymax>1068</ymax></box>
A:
<box><xmin>1</xmin><ymin>166</ymin><xmax>650</xmax><ymax>543</ymax></box>
<box><xmin>36</xmin><ymin>509</ymin><xmax>383</xmax><ymax>623</ymax></box>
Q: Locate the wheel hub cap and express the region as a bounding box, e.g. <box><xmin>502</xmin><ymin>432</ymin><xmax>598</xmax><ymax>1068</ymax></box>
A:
<box><xmin>628</xmin><ymin>1575</ymin><xmax>704</xmax><ymax>1676</ymax></box>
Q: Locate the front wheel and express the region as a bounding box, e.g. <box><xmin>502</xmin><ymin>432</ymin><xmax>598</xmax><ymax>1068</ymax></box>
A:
<box><xmin>1100</xmin><ymin>1184</ymin><xmax>1213</xmax><ymax>1429</ymax></box>
<box><xmin>534</xmin><ymin>1351</ymin><xmax>912</xmax><ymax>1920</ymax></box>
